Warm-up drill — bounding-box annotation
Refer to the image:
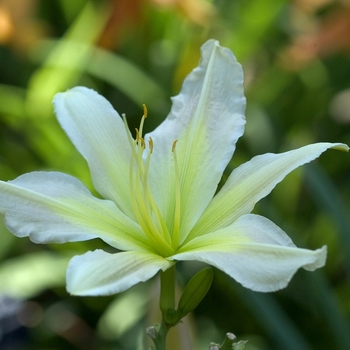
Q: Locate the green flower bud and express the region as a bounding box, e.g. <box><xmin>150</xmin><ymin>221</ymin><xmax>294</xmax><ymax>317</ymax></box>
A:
<box><xmin>177</xmin><ymin>267</ymin><xmax>213</xmax><ymax>318</ymax></box>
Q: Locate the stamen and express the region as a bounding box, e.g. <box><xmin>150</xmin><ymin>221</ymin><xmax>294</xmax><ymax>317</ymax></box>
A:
<box><xmin>141</xmin><ymin>148</ymin><xmax>165</xmax><ymax>238</ymax></box>
<box><xmin>122</xmin><ymin>111</ymin><xmax>173</xmax><ymax>255</ymax></box>
<box><xmin>124</xmin><ymin>116</ymin><xmax>159</xmax><ymax>244</ymax></box>
<box><xmin>143</xmin><ymin>141</ymin><xmax>172</xmax><ymax>245</ymax></box>
<box><xmin>138</xmin><ymin>104</ymin><xmax>147</xmax><ymax>138</ymax></box>
<box><xmin>128</xmin><ymin>157</ymin><xmax>154</xmax><ymax>249</ymax></box>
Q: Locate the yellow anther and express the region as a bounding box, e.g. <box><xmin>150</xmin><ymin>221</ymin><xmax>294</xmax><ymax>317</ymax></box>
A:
<box><xmin>172</xmin><ymin>140</ymin><xmax>178</xmax><ymax>153</ymax></box>
<box><xmin>138</xmin><ymin>105</ymin><xmax>147</xmax><ymax>138</ymax></box>
<box><xmin>143</xmin><ymin>104</ymin><xmax>148</xmax><ymax>119</ymax></box>
<box><xmin>148</xmin><ymin>137</ymin><xmax>154</xmax><ymax>153</ymax></box>
<box><xmin>135</xmin><ymin>128</ymin><xmax>140</xmax><ymax>142</ymax></box>
<box><xmin>135</xmin><ymin>129</ymin><xmax>146</xmax><ymax>149</ymax></box>
<box><xmin>140</xmin><ymin>137</ymin><xmax>146</xmax><ymax>149</ymax></box>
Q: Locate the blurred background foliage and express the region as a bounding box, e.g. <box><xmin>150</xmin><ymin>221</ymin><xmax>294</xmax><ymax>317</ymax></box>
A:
<box><xmin>0</xmin><ymin>0</ymin><xmax>350</xmax><ymax>349</ymax></box>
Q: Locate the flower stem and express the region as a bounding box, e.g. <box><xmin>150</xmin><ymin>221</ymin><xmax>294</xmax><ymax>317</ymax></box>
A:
<box><xmin>160</xmin><ymin>265</ymin><xmax>175</xmax><ymax>313</ymax></box>
<box><xmin>147</xmin><ymin>265</ymin><xmax>176</xmax><ymax>350</ymax></box>
<box><xmin>146</xmin><ymin>319</ymin><xmax>168</xmax><ymax>350</ymax></box>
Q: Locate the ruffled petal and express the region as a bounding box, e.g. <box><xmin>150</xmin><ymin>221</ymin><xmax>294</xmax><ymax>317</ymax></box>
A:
<box><xmin>66</xmin><ymin>249</ymin><xmax>173</xmax><ymax>296</ymax></box>
<box><xmin>53</xmin><ymin>87</ymin><xmax>135</xmax><ymax>218</ymax></box>
<box><xmin>0</xmin><ymin>172</ymin><xmax>150</xmax><ymax>251</ymax></box>
<box><xmin>190</xmin><ymin>142</ymin><xmax>348</xmax><ymax>240</ymax></box>
<box><xmin>173</xmin><ymin>214</ymin><xmax>326</xmax><ymax>292</ymax></box>
<box><xmin>146</xmin><ymin>40</ymin><xmax>246</xmax><ymax>242</ymax></box>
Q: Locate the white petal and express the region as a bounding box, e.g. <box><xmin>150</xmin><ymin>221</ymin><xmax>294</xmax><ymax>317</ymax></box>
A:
<box><xmin>173</xmin><ymin>214</ymin><xmax>326</xmax><ymax>292</ymax></box>
<box><xmin>66</xmin><ymin>249</ymin><xmax>173</xmax><ymax>296</ymax></box>
<box><xmin>53</xmin><ymin>87</ymin><xmax>135</xmax><ymax>218</ymax></box>
<box><xmin>190</xmin><ymin>142</ymin><xmax>348</xmax><ymax>239</ymax></box>
<box><xmin>0</xmin><ymin>172</ymin><xmax>150</xmax><ymax>251</ymax></box>
<box><xmin>146</xmin><ymin>40</ymin><xmax>246</xmax><ymax>242</ymax></box>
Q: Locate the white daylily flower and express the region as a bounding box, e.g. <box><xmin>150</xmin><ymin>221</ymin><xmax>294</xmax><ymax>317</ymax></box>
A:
<box><xmin>0</xmin><ymin>40</ymin><xmax>348</xmax><ymax>296</ymax></box>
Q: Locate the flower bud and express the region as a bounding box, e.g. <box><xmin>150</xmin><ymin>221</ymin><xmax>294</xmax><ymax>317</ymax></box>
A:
<box><xmin>177</xmin><ymin>267</ymin><xmax>213</xmax><ymax>318</ymax></box>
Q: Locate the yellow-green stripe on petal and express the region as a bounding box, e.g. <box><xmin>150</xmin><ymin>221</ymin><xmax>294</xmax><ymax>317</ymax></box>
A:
<box><xmin>173</xmin><ymin>214</ymin><xmax>327</xmax><ymax>292</ymax></box>
<box><xmin>146</xmin><ymin>40</ymin><xmax>246</xmax><ymax>245</ymax></box>
<box><xmin>0</xmin><ymin>172</ymin><xmax>150</xmax><ymax>252</ymax></box>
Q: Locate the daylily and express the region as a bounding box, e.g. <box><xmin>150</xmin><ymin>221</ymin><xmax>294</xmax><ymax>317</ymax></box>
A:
<box><xmin>0</xmin><ymin>40</ymin><xmax>348</xmax><ymax>296</ymax></box>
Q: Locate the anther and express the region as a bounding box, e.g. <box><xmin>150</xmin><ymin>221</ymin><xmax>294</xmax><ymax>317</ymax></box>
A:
<box><xmin>172</xmin><ymin>140</ymin><xmax>178</xmax><ymax>152</ymax></box>
<box><xmin>143</xmin><ymin>104</ymin><xmax>148</xmax><ymax>119</ymax></box>
<box><xmin>135</xmin><ymin>128</ymin><xmax>140</xmax><ymax>142</ymax></box>
<box><xmin>148</xmin><ymin>137</ymin><xmax>154</xmax><ymax>153</ymax></box>
<box><xmin>140</xmin><ymin>138</ymin><xmax>146</xmax><ymax>149</ymax></box>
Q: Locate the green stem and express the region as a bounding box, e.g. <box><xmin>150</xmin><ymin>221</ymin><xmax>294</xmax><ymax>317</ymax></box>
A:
<box><xmin>147</xmin><ymin>319</ymin><xmax>168</xmax><ymax>350</ymax></box>
<box><xmin>147</xmin><ymin>265</ymin><xmax>176</xmax><ymax>350</ymax></box>
<box><xmin>160</xmin><ymin>265</ymin><xmax>175</xmax><ymax>313</ymax></box>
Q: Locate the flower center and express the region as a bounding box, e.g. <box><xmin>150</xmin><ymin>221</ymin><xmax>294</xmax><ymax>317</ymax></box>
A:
<box><xmin>123</xmin><ymin>106</ymin><xmax>180</xmax><ymax>257</ymax></box>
